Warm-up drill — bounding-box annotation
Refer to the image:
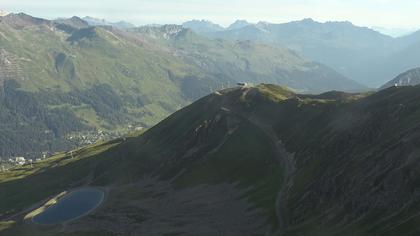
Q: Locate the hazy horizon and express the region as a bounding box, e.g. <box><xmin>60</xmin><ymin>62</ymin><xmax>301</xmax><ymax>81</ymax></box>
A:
<box><xmin>1</xmin><ymin>0</ymin><xmax>419</xmax><ymax>37</ymax></box>
<box><xmin>0</xmin><ymin>11</ymin><xmax>417</xmax><ymax>38</ymax></box>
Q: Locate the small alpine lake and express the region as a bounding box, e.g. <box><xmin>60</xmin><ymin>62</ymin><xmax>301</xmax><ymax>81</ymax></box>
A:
<box><xmin>32</xmin><ymin>187</ymin><xmax>105</xmax><ymax>225</ymax></box>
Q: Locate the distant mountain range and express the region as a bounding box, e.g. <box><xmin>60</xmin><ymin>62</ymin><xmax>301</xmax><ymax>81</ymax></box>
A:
<box><xmin>82</xmin><ymin>16</ymin><xmax>136</xmax><ymax>29</ymax></box>
<box><xmin>6</xmin><ymin>13</ymin><xmax>419</xmax><ymax>87</ymax></box>
<box><xmin>182</xmin><ymin>19</ymin><xmax>253</xmax><ymax>32</ymax></box>
<box><xmin>0</xmin><ymin>13</ymin><xmax>362</xmax><ymax>158</ymax></box>
<box><xmin>183</xmin><ymin>18</ymin><xmax>420</xmax><ymax>87</ymax></box>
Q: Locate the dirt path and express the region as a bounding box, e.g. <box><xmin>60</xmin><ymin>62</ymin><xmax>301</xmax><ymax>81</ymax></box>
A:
<box><xmin>228</xmin><ymin>87</ymin><xmax>296</xmax><ymax>233</ymax></box>
<box><xmin>246</xmin><ymin>117</ymin><xmax>295</xmax><ymax>232</ymax></box>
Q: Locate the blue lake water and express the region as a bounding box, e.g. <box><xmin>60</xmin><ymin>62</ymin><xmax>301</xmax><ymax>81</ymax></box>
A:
<box><xmin>32</xmin><ymin>188</ymin><xmax>105</xmax><ymax>225</ymax></box>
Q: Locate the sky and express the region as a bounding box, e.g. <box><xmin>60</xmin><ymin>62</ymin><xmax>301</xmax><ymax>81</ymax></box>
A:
<box><xmin>1</xmin><ymin>0</ymin><xmax>419</xmax><ymax>35</ymax></box>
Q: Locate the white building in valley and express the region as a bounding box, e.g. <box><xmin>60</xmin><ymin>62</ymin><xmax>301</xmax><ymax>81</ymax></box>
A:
<box><xmin>15</xmin><ymin>157</ymin><xmax>26</xmax><ymax>165</ymax></box>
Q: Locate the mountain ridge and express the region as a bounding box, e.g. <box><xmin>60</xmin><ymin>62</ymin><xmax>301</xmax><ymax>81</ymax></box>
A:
<box><xmin>182</xmin><ymin>18</ymin><xmax>420</xmax><ymax>87</ymax></box>
<box><xmin>381</xmin><ymin>67</ymin><xmax>420</xmax><ymax>89</ymax></box>
<box><xmin>2</xmin><ymin>84</ymin><xmax>420</xmax><ymax>235</ymax></box>
<box><xmin>227</xmin><ymin>20</ymin><xmax>252</xmax><ymax>30</ymax></box>
<box><xmin>82</xmin><ymin>16</ymin><xmax>136</xmax><ymax>29</ymax></box>
<box><xmin>182</xmin><ymin>19</ymin><xmax>224</xmax><ymax>33</ymax></box>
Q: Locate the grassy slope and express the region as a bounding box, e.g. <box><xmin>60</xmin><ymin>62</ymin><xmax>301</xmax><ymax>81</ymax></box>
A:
<box><xmin>0</xmin><ymin>22</ymin><xmax>188</xmax><ymax>125</ymax></box>
<box><xmin>245</xmin><ymin>86</ymin><xmax>420</xmax><ymax>236</ymax></box>
<box><xmin>1</xmin><ymin>84</ymin><xmax>420</xmax><ymax>235</ymax></box>
<box><xmin>0</xmin><ymin>86</ymin><xmax>289</xmax><ymax>235</ymax></box>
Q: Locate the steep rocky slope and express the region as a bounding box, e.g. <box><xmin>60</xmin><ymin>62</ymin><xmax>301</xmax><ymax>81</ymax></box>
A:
<box><xmin>381</xmin><ymin>68</ymin><xmax>420</xmax><ymax>89</ymax></box>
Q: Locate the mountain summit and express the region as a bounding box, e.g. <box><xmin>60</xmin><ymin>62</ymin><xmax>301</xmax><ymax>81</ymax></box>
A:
<box><xmin>381</xmin><ymin>67</ymin><xmax>420</xmax><ymax>89</ymax></box>
<box><xmin>182</xmin><ymin>19</ymin><xmax>224</xmax><ymax>33</ymax></box>
<box><xmin>227</xmin><ymin>20</ymin><xmax>252</xmax><ymax>30</ymax></box>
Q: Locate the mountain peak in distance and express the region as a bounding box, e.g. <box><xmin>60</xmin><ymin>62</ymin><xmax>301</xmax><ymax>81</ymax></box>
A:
<box><xmin>227</xmin><ymin>20</ymin><xmax>252</xmax><ymax>30</ymax></box>
<box><xmin>83</xmin><ymin>16</ymin><xmax>135</xmax><ymax>29</ymax></box>
<box><xmin>380</xmin><ymin>67</ymin><xmax>420</xmax><ymax>89</ymax></box>
<box><xmin>182</xmin><ymin>19</ymin><xmax>224</xmax><ymax>33</ymax></box>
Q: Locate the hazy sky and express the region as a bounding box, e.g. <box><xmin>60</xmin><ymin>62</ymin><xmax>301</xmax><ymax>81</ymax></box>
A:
<box><xmin>1</xmin><ymin>0</ymin><xmax>419</xmax><ymax>30</ymax></box>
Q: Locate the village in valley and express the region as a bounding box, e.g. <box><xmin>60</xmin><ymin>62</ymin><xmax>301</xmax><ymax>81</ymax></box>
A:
<box><xmin>0</xmin><ymin>125</ymin><xmax>144</xmax><ymax>171</ymax></box>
